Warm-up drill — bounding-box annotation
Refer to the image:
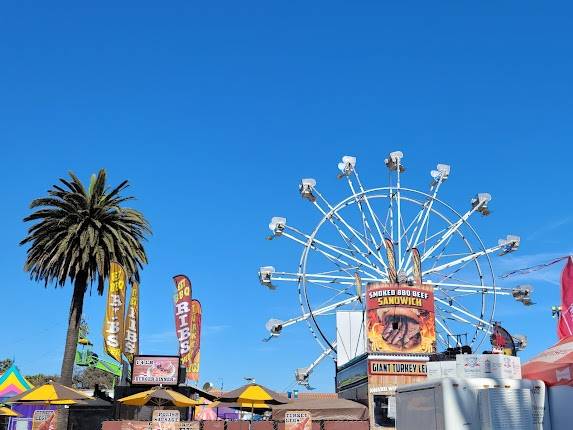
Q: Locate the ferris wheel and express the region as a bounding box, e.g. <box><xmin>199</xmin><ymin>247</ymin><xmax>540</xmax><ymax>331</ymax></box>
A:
<box><xmin>259</xmin><ymin>152</ymin><xmax>529</xmax><ymax>387</ymax></box>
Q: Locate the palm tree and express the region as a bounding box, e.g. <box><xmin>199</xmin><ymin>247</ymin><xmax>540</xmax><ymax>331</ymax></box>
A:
<box><xmin>21</xmin><ymin>169</ymin><xmax>150</xmax><ymax>386</ymax></box>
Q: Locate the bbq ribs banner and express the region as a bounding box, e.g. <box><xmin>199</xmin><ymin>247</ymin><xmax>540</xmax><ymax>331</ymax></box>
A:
<box><xmin>173</xmin><ymin>275</ymin><xmax>200</xmax><ymax>381</ymax></box>
<box><xmin>367</xmin><ymin>282</ymin><xmax>436</xmax><ymax>353</ymax></box>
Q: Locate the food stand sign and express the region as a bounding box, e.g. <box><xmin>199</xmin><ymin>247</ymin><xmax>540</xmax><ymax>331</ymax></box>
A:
<box><xmin>366</xmin><ymin>281</ymin><xmax>436</xmax><ymax>354</ymax></box>
<box><xmin>132</xmin><ymin>355</ymin><xmax>180</xmax><ymax>385</ymax></box>
<box><xmin>369</xmin><ymin>360</ymin><xmax>428</xmax><ymax>376</ymax></box>
<box><xmin>152</xmin><ymin>409</ymin><xmax>180</xmax><ymax>430</ymax></box>
<box><xmin>32</xmin><ymin>410</ymin><xmax>58</xmax><ymax>430</ymax></box>
<box><xmin>285</xmin><ymin>411</ymin><xmax>312</xmax><ymax>430</ymax></box>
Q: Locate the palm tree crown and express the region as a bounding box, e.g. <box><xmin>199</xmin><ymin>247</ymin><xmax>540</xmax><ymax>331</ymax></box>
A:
<box><xmin>21</xmin><ymin>169</ymin><xmax>151</xmax><ymax>294</ymax></box>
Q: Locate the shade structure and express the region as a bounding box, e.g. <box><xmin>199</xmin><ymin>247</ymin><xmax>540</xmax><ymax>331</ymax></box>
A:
<box><xmin>0</xmin><ymin>364</ymin><xmax>34</xmax><ymax>401</ymax></box>
<box><xmin>272</xmin><ymin>398</ymin><xmax>369</xmax><ymax>421</ymax></box>
<box><xmin>219</xmin><ymin>383</ymin><xmax>288</xmax><ymax>405</ymax></box>
<box><xmin>522</xmin><ymin>335</ymin><xmax>573</xmax><ymax>386</ymax></box>
<box><xmin>118</xmin><ymin>387</ymin><xmax>198</xmax><ymax>407</ymax></box>
<box><xmin>6</xmin><ymin>381</ymin><xmax>92</xmax><ymax>404</ymax></box>
<box><xmin>0</xmin><ymin>406</ymin><xmax>21</xmax><ymax>417</ymax></box>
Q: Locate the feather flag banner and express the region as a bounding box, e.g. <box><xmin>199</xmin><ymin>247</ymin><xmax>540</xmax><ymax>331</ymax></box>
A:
<box><xmin>123</xmin><ymin>282</ymin><xmax>140</xmax><ymax>363</ymax></box>
<box><xmin>558</xmin><ymin>257</ymin><xmax>573</xmax><ymax>340</ymax></box>
<box><xmin>103</xmin><ymin>262</ymin><xmax>127</xmax><ymax>362</ymax></box>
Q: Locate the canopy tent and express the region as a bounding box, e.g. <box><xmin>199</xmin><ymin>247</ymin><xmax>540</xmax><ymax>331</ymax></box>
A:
<box><xmin>271</xmin><ymin>398</ymin><xmax>368</xmax><ymax>421</ymax></box>
<box><xmin>522</xmin><ymin>335</ymin><xmax>573</xmax><ymax>386</ymax></box>
<box><xmin>0</xmin><ymin>365</ymin><xmax>34</xmax><ymax>402</ymax></box>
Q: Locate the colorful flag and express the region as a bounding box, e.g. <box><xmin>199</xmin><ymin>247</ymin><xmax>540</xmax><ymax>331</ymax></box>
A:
<box><xmin>173</xmin><ymin>275</ymin><xmax>193</xmax><ymax>376</ymax></box>
<box><xmin>103</xmin><ymin>262</ymin><xmax>127</xmax><ymax>362</ymax></box>
<box><xmin>384</xmin><ymin>238</ymin><xmax>397</xmax><ymax>283</ymax></box>
<box><xmin>411</xmin><ymin>247</ymin><xmax>422</xmax><ymax>284</ymax></box>
<box><xmin>558</xmin><ymin>257</ymin><xmax>573</xmax><ymax>339</ymax></box>
<box><xmin>187</xmin><ymin>299</ymin><xmax>202</xmax><ymax>382</ymax></box>
<box><xmin>123</xmin><ymin>282</ymin><xmax>140</xmax><ymax>363</ymax></box>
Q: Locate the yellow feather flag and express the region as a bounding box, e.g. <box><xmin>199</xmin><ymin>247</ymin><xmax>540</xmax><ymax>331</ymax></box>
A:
<box><xmin>103</xmin><ymin>262</ymin><xmax>127</xmax><ymax>362</ymax></box>
<box><xmin>123</xmin><ymin>282</ymin><xmax>140</xmax><ymax>363</ymax></box>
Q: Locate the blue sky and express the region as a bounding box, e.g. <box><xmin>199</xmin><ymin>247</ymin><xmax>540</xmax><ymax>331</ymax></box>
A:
<box><xmin>1</xmin><ymin>2</ymin><xmax>572</xmax><ymax>393</ymax></box>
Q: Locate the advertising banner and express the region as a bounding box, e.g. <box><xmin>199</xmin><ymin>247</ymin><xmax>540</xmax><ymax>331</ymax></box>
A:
<box><xmin>32</xmin><ymin>410</ymin><xmax>58</xmax><ymax>430</ymax></box>
<box><xmin>558</xmin><ymin>257</ymin><xmax>573</xmax><ymax>339</ymax></box>
<box><xmin>366</xmin><ymin>282</ymin><xmax>435</xmax><ymax>353</ymax></box>
<box><xmin>173</xmin><ymin>275</ymin><xmax>193</xmax><ymax>375</ymax></box>
<box><xmin>104</xmin><ymin>262</ymin><xmax>127</xmax><ymax>362</ymax></box>
<box><xmin>187</xmin><ymin>300</ymin><xmax>202</xmax><ymax>382</ymax></box>
<box><xmin>124</xmin><ymin>282</ymin><xmax>140</xmax><ymax>363</ymax></box>
<box><xmin>132</xmin><ymin>356</ymin><xmax>180</xmax><ymax>385</ymax></box>
<box><xmin>490</xmin><ymin>323</ymin><xmax>516</xmax><ymax>356</ymax></box>
<box><xmin>152</xmin><ymin>409</ymin><xmax>180</xmax><ymax>430</ymax></box>
<box><xmin>369</xmin><ymin>360</ymin><xmax>428</xmax><ymax>376</ymax></box>
<box><xmin>284</xmin><ymin>411</ymin><xmax>312</xmax><ymax>430</ymax></box>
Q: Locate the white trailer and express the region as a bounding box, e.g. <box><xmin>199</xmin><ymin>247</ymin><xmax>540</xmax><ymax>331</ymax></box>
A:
<box><xmin>395</xmin><ymin>377</ymin><xmax>550</xmax><ymax>430</ymax></box>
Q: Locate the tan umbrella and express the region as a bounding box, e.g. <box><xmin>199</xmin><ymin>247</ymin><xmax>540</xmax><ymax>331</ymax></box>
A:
<box><xmin>6</xmin><ymin>381</ymin><xmax>92</xmax><ymax>405</ymax></box>
<box><xmin>118</xmin><ymin>386</ymin><xmax>198</xmax><ymax>407</ymax></box>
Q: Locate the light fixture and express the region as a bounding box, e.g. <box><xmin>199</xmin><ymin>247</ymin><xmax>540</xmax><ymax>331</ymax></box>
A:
<box><xmin>384</xmin><ymin>151</ymin><xmax>405</xmax><ymax>172</ymax></box>
<box><xmin>430</xmin><ymin>163</ymin><xmax>451</xmax><ymax>185</ymax></box>
<box><xmin>471</xmin><ymin>193</ymin><xmax>492</xmax><ymax>216</ymax></box>
<box><xmin>259</xmin><ymin>266</ymin><xmax>276</xmax><ymax>290</ymax></box>
<box><xmin>337</xmin><ymin>155</ymin><xmax>357</xmax><ymax>179</ymax></box>
<box><xmin>498</xmin><ymin>235</ymin><xmax>520</xmax><ymax>254</ymax></box>
<box><xmin>267</xmin><ymin>216</ymin><xmax>286</xmax><ymax>239</ymax></box>
<box><xmin>299</xmin><ymin>178</ymin><xmax>317</xmax><ymax>202</ymax></box>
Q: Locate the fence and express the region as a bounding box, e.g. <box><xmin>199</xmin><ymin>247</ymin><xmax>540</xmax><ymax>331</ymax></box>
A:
<box><xmin>101</xmin><ymin>420</ymin><xmax>369</xmax><ymax>430</ymax></box>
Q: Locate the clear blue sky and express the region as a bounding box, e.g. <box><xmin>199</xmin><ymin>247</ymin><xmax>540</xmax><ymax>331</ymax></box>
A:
<box><xmin>1</xmin><ymin>2</ymin><xmax>572</xmax><ymax>393</ymax></box>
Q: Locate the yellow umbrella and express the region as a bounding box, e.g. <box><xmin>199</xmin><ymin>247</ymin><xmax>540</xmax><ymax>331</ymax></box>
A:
<box><xmin>0</xmin><ymin>406</ymin><xmax>21</xmax><ymax>417</ymax></box>
<box><xmin>7</xmin><ymin>381</ymin><xmax>92</xmax><ymax>405</ymax></box>
<box><xmin>118</xmin><ymin>387</ymin><xmax>198</xmax><ymax>407</ymax></box>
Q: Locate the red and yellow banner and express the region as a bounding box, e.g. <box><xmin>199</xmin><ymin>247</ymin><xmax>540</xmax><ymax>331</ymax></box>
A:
<box><xmin>173</xmin><ymin>275</ymin><xmax>193</xmax><ymax>376</ymax></box>
<box><xmin>104</xmin><ymin>262</ymin><xmax>127</xmax><ymax>362</ymax></box>
<box><xmin>366</xmin><ymin>282</ymin><xmax>435</xmax><ymax>354</ymax></box>
<box><xmin>187</xmin><ymin>300</ymin><xmax>202</xmax><ymax>382</ymax></box>
<box><xmin>123</xmin><ymin>282</ymin><xmax>140</xmax><ymax>363</ymax></box>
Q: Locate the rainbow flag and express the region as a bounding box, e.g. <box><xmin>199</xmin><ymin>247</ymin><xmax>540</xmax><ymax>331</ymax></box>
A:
<box><xmin>0</xmin><ymin>364</ymin><xmax>34</xmax><ymax>401</ymax></box>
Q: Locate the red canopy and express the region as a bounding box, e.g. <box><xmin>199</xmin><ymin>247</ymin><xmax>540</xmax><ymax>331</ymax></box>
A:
<box><xmin>522</xmin><ymin>336</ymin><xmax>573</xmax><ymax>386</ymax></box>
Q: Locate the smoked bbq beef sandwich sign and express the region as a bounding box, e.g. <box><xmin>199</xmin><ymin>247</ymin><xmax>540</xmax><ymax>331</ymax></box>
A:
<box><xmin>366</xmin><ymin>282</ymin><xmax>436</xmax><ymax>354</ymax></box>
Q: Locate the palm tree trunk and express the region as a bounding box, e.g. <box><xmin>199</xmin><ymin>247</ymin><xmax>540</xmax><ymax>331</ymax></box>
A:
<box><xmin>58</xmin><ymin>272</ymin><xmax>86</xmax><ymax>430</ymax></box>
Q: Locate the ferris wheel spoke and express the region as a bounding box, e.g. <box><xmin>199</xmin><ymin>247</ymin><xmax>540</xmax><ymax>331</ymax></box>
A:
<box><xmin>435</xmin><ymin>297</ymin><xmax>492</xmax><ymax>329</ymax></box>
<box><xmin>437</xmin><ymin>306</ymin><xmax>492</xmax><ymax>335</ymax></box>
<box><xmin>420</xmin><ymin>195</ymin><xmax>491</xmax><ymax>264</ymax></box>
<box><xmin>276</xmin><ymin>295</ymin><xmax>362</xmax><ymax>331</ymax></box>
<box><xmin>424</xmin><ymin>241</ymin><xmax>517</xmax><ymax>276</ymax></box>
<box><xmin>400</xmin><ymin>172</ymin><xmax>447</xmax><ymax>271</ymax></box>
<box><xmin>433</xmin><ymin>282</ymin><xmax>511</xmax><ymax>295</ymax></box>
<box><xmin>352</xmin><ymin>168</ymin><xmax>387</xmax><ymax>249</ymax></box>
<box><xmin>309</xmin><ymin>189</ymin><xmax>388</xmax><ymax>271</ymax></box>
<box><xmin>282</xmin><ymin>228</ymin><xmax>382</xmax><ymax>276</ymax></box>
<box><xmin>345</xmin><ymin>176</ymin><xmax>385</xmax><ymax>264</ymax></box>
<box><xmin>434</xmin><ymin>314</ymin><xmax>462</xmax><ymax>347</ymax></box>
